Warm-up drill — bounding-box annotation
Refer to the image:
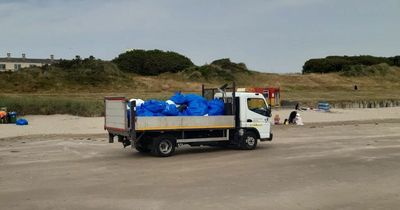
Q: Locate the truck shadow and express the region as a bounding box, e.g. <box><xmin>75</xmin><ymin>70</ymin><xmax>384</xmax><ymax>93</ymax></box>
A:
<box><xmin>128</xmin><ymin>144</ymin><xmax>272</xmax><ymax>158</ymax></box>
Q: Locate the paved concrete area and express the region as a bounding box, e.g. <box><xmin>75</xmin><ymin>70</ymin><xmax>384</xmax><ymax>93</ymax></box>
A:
<box><xmin>1</xmin><ymin>122</ymin><xmax>400</xmax><ymax>209</ymax></box>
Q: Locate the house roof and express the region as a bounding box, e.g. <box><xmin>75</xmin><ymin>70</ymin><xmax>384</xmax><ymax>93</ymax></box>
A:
<box><xmin>0</xmin><ymin>57</ymin><xmax>58</xmax><ymax>64</ymax></box>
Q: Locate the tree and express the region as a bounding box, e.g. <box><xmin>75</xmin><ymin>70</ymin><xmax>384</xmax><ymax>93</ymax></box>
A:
<box><xmin>302</xmin><ymin>55</ymin><xmax>398</xmax><ymax>74</ymax></box>
<box><xmin>112</xmin><ymin>49</ymin><xmax>194</xmax><ymax>75</ymax></box>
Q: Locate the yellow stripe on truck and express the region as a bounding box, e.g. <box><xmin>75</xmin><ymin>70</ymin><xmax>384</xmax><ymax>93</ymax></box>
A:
<box><xmin>136</xmin><ymin>125</ymin><xmax>234</xmax><ymax>131</ymax></box>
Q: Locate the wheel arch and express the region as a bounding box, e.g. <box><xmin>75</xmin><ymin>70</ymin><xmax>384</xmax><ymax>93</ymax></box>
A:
<box><xmin>136</xmin><ymin>132</ymin><xmax>178</xmax><ymax>145</ymax></box>
<box><xmin>156</xmin><ymin>133</ymin><xmax>178</xmax><ymax>146</ymax></box>
<box><xmin>243</xmin><ymin>128</ymin><xmax>261</xmax><ymax>140</ymax></box>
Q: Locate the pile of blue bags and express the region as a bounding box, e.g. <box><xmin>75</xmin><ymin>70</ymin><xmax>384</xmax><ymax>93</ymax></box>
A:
<box><xmin>136</xmin><ymin>93</ymin><xmax>224</xmax><ymax>117</ymax></box>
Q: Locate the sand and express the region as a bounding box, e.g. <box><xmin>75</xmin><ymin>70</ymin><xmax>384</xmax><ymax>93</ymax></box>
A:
<box><xmin>0</xmin><ymin>114</ymin><xmax>105</xmax><ymax>139</ymax></box>
<box><xmin>0</xmin><ymin>107</ymin><xmax>399</xmax><ymax>139</ymax></box>
<box><xmin>1</xmin><ymin>122</ymin><xmax>400</xmax><ymax>209</ymax></box>
<box><xmin>1</xmin><ymin>107</ymin><xmax>400</xmax><ymax>209</ymax></box>
<box><xmin>274</xmin><ymin>107</ymin><xmax>400</xmax><ymax>123</ymax></box>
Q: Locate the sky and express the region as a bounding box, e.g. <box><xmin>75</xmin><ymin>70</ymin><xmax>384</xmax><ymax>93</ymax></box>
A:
<box><xmin>0</xmin><ymin>0</ymin><xmax>399</xmax><ymax>73</ymax></box>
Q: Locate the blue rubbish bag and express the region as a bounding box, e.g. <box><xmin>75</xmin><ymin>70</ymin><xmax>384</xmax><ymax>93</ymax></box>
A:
<box><xmin>143</xmin><ymin>100</ymin><xmax>166</xmax><ymax>113</ymax></box>
<box><xmin>186</xmin><ymin>100</ymin><xmax>208</xmax><ymax>116</ymax></box>
<box><xmin>136</xmin><ymin>106</ymin><xmax>155</xmax><ymax>117</ymax></box>
<box><xmin>184</xmin><ymin>94</ymin><xmax>206</xmax><ymax>104</ymax></box>
<box><xmin>162</xmin><ymin>104</ymin><xmax>180</xmax><ymax>116</ymax></box>
<box><xmin>16</xmin><ymin>118</ymin><xmax>28</xmax><ymax>126</ymax></box>
<box><xmin>154</xmin><ymin>112</ymin><xmax>166</xmax><ymax>116</ymax></box>
<box><xmin>208</xmin><ymin>99</ymin><xmax>225</xmax><ymax>116</ymax></box>
<box><xmin>178</xmin><ymin>110</ymin><xmax>188</xmax><ymax>116</ymax></box>
<box><xmin>169</xmin><ymin>92</ymin><xmax>186</xmax><ymax>105</ymax></box>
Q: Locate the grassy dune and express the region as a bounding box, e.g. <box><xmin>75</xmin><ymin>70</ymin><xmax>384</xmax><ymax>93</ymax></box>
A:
<box><xmin>1</xmin><ymin>65</ymin><xmax>400</xmax><ymax>116</ymax></box>
<box><xmin>233</xmin><ymin>69</ymin><xmax>400</xmax><ymax>102</ymax></box>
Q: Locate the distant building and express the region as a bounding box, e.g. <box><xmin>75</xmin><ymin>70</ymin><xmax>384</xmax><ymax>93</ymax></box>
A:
<box><xmin>0</xmin><ymin>53</ymin><xmax>58</xmax><ymax>72</ymax></box>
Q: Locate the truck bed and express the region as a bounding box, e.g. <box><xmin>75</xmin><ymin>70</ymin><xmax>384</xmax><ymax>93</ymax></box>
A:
<box><xmin>104</xmin><ymin>97</ymin><xmax>235</xmax><ymax>133</ymax></box>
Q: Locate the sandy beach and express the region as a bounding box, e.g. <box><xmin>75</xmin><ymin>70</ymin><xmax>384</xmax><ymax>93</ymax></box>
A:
<box><xmin>275</xmin><ymin>107</ymin><xmax>400</xmax><ymax>123</ymax></box>
<box><xmin>1</xmin><ymin>107</ymin><xmax>400</xmax><ymax>139</ymax></box>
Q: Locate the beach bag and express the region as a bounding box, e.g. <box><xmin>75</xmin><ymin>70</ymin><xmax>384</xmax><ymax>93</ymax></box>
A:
<box><xmin>16</xmin><ymin>118</ymin><xmax>29</xmax><ymax>126</ymax></box>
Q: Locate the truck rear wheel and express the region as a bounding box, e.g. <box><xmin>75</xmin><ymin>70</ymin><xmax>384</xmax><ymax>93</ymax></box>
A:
<box><xmin>151</xmin><ymin>135</ymin><xmax>176</xmax><ymax>157</ymax></box>
<box><xmin>240</xmin><ymin>131</ymin><xmax>258</xmax><ymax>150</ymax></box>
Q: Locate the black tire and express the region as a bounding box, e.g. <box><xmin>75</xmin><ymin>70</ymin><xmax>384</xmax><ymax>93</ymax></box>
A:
<box><xmin>151</xmin><ymin>135</ymin><xmax>176</xmax><ymax>157</ymax></box>
<box><xmin>135</xmin><ymin>142</ymin><xmax>151</xmax><ymax>153</ymax></box>
<box><xmin>240</xmin><ymin>131</ymin><xmax>258</xmax><ymax>150</ymax></box>
<box><xmin>117</xmin><ymin>135</ymin><xmax>124</xmax><ymax>142</ymax></box>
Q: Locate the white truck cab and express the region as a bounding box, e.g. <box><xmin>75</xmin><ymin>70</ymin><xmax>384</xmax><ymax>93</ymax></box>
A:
<box><xmin>215</xmin><ymin>92</ymin><xmax>272</xmax><ymax>141</ymax></box>
<box><xmin>105</xmin><ymin>83</ymin><xmax>273</xmax><ymax>157</ymax></box>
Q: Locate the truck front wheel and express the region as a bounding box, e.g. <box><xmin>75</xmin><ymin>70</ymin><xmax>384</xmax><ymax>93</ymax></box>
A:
<box><xmin>240</xmin><ymin>131</ymin><xmax>258</xmax><ymax>150</ymax></box>
<box><xmin>151</xmin><ymin>136</ymin><xmax>176</xmax><ymax>157</ymax></box>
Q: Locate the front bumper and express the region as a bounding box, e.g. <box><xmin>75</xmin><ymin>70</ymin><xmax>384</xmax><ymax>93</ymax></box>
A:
<box><xmin>260</xmin><ymin>133</ymin><xmax>273</xmax><ymax>142</ymax></box>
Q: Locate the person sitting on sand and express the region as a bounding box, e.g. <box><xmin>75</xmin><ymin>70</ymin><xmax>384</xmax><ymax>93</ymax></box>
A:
<box><xmin>294</xmin><ymin>113</ymin><xmax>304</xmax><ymax>125</ymax></box>
<box><xmin>288</xmin><ymin>111</ymin><xmax>297</xmax><ymax>124</ymax></box>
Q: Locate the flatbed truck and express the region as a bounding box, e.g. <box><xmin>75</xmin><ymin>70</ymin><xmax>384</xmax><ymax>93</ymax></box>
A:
<box><xmin>105</xmin><ymin>84</ymin><xmax>273</xmax><ymax>157</ymax></box>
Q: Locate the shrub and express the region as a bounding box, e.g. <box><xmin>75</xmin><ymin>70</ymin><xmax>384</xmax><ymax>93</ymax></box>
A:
<box><xmin>181</xmin><ymin>58</ymin><xmax>250</xmax><ymax>81</ymax></box>
<box><xmin>303</xmin><ymin>55</ymin><xmax>400</xmax><ymax>74</ymax></box>
<box><xmin>112</xmin><ymin>49</ymin><xmax>194</xmax><ymax>75</ymax></box>
<box><xmin>340</xmin><ymin>63</ymin><xmax>391</xmax><ymax>77</ymax></box>
<box><xmin>211</xmin><ymin>58</ymin><xmax>248</xmax><ymax>72</ymax></box>
<box><xmin>0</xmin><ymin>57</ymin><xmax>126</xmax><ymax>92</ymax></box>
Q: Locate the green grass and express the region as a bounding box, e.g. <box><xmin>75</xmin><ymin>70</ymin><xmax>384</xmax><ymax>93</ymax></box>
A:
<box><xmin>0</xmin><ymin>95</ymin><xmax>103</xmax><ymax>117</ymax></box>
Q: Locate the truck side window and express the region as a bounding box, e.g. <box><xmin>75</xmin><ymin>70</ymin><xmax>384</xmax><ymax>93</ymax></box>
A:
<box><xmin>247</xmin><ymin>98</ymin><xmax>268</xmax><ymax>116</ymax></box>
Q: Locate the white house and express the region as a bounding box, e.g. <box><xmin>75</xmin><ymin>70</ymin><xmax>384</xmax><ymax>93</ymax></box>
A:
<box><xmin>0</xmin><ymin>53</ymin><xmax>57</xmax><ymax>72</ymax></box>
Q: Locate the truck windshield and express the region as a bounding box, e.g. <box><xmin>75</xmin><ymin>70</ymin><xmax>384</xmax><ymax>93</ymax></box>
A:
<box><xmin>247</xmin><ymin>98</ymin><xmax>268</xmax><ymax>116</ymax></box>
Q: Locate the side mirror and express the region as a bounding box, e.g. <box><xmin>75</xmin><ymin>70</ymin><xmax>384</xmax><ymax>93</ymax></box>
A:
<box><xmin>266</xmin><ymin>107</ymin><xmax>272</xmax><ymax>117</ymax></box>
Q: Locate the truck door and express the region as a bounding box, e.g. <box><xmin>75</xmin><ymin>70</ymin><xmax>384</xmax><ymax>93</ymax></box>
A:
<box><xmin>242</xmin><ymin>97</ymin><xmax>271</xmax><ymax>139</ymax></box>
